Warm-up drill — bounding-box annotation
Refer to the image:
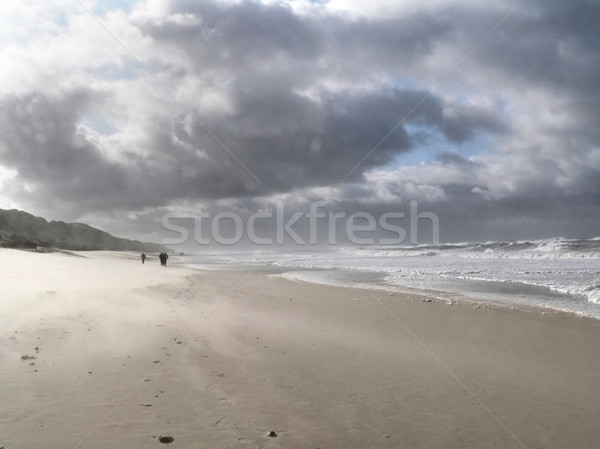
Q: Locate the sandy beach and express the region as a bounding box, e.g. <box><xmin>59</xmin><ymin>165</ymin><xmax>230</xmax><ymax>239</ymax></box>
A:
<box><xmin>1</xmin><ymin>249</ymin><xmax>599</xmax><ymax>449</ymax></box>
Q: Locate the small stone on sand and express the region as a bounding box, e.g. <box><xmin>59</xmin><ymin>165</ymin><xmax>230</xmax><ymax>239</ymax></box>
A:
<box><xmin>159</xmin><ymin>435</ymin><xmax>174</xmax><ymax>444</ymax></box>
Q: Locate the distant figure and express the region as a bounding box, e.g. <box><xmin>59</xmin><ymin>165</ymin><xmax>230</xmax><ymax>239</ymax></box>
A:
<box><xmin>159</xmin><ymin>252</ymin><xmax>168</xmax><ymax>266</ymax></box>
<box><xmin>141</xmin><ymin>253</ymin><xmax>146</xmax><ymax>264</ymax></box>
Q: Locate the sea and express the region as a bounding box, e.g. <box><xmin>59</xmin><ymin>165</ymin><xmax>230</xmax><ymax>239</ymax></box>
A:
<box><xmin>181</xmin><ymin>237</ymin><xmax>600</xmax><ymax>319</ymax></box>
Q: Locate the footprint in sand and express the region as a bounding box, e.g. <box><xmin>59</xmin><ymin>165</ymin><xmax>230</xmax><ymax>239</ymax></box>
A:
<box><xmin>215</xmin><ymin>416</ymin><xmax>234</xmax><ymax>427</ymax></box>
<box><xmin>219</xmin><ymin>397</ymin><xmax>233</xmax><ymax>407</ymax></box>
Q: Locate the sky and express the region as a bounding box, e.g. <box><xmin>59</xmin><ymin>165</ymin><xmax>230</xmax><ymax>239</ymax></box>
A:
<box><xmin>0</xmin><ymin>0</ymin><xmax>599</xmax><ymax>247</ymax></box>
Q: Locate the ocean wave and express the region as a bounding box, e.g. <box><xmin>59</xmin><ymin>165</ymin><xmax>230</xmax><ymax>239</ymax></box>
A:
<box><xmin>350</xmin><ymin>237</ymin><xmax>600</xmax><ymax>260</ymax></box>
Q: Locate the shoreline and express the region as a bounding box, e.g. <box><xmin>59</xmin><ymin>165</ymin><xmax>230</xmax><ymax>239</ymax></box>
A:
<box><xmin>185</xmin><ymin>260</ymin><xmax>600</xmax><ymax>321</ymax></box>
<box><xmin>2</xmin><ymin>249</ymin><xmax>600</xmax><ymax>448</ymax></box>
<box><xmin>273</xmin><ymin>268</ymin><xmax>600</xmax><ymax>321</ymax></box>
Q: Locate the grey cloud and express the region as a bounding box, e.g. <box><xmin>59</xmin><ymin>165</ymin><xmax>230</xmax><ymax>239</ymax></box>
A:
<box><xmin>0</xmin><ymin>91</ymin><xmax>173</xmax><ymax>214</ymax></box>
<box><xmin>145</xmin><ymin>0</ymin><xmax>452</xmax><ymax>76</ymax></box>
<box><xmin>440</xmin><ymin>106</ymin><xmax>508</xmax><ymax>143</ymax></box>
<box><xmin>138</xmin><ymin>1</ymin><xmax>321</xmax><ymax>69</ymax></box>
<box><xmin>458</xmin><ymin>1</ymin><xmax>600</xmax><ymax>94</ymax></box>
<box><xmin>175</xmin><ymin>86</ymin><xmax>505</xmax><ymax>193</ymax></box>
<box><xmin>2</xmin><ymin>0</ymin><xmax>599</xmax><ymax>242</ymax></box>
<box><xmin>0</xmin><ymin>91</ymin><xmax>129</xmax><ymax>203</ymax></box>
<box><xmin>139</xmin><ymin>0</ymin><xmax>600</xmax><ymax>241</ymax></box>
<box><xmin>0</xmin><ymin>86</ymin><xmax>505</xmax><ymax>217</ymax></box>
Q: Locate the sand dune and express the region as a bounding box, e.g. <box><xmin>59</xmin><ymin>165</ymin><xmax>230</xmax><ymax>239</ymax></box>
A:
<box><xmin>1</xmin><ymin>249</ymin><xmax>599</xmax><ymax>448</ymax></box>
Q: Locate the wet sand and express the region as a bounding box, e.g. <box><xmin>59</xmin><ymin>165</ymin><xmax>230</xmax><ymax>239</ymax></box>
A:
<box><xmin>1</xmin><ymin>249</ymin><xmax>599</xmax><ymax>448</ymax></box>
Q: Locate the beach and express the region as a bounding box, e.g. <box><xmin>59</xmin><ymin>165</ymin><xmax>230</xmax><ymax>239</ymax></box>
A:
<box><xmin>1</xmin><ymin>249</ymin><xmax>599</xmax><ymax>449</ymax></box>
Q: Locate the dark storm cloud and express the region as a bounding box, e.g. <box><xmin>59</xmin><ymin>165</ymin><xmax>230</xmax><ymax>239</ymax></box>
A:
<box><xmin>141</xmin><ymin>85</ymin><xmax>506</xmax><ymax>199</ymax></box>
<box><xmin>145</xmin><ymin>1</ymin><xmax>320</xmax><ymax>60</ymax></box>
<box><xmin>2</xmin><ymin>0</ymin><xmax>599</xmax><ymax>242</ymax></box>
<box><xmin>0</xmin><ymin>91</ymin><xmax>133</xmax><ymax>208</ymax></box>
<box><xmin>0</xmin><ymin>91</ymin><xmax>186</xmax><ymax>213</ymax></box>
<box><xmin>128</xmin><ymin>0</ymin><xmax>510</xmax><ymax>199</ymax></box>
<box><xmin>132</xmin><ymin>0</ymin><xmax>600</xmax><ymax>241</ymax></box>
<box><xmin>126</xmin><ymin>0</ymin><xmax>507</xmax><ymax>198</ymax></box>
<box><xmin>493</xmin><ymin>0</ymin><xmax>600</xmax><ymax>90</ymax></box>
<box><xmin>0</xmin><ymin>89</ymin><xmax>502</xmax><ymax>215</ymax></box>
<box><xmin>0</xmin><ymin>0</ymin><xmax>509</xmax><ymax>218</ymax></box>
<box><xmin>140</xmin><ymin>0</ymin><xmax>451</xmax><ymax>77</ymax></box>
<box><xmin>452</xmin><ymin>0</ymin><xmax>600</xmax><ymax>110</ymax></box>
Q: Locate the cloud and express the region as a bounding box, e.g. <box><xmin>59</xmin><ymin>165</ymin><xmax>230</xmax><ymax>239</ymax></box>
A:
<box><xmin>0</xmin><ymin>0</ymin><xmax>598</xmax><ymax>242</ymax></box>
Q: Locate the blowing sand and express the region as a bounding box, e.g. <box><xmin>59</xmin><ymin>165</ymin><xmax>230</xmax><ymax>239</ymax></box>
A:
<box><xmin>1</xmin><ymin>249</ymin><xmax>599</xmax><ymax>449</ymax></box>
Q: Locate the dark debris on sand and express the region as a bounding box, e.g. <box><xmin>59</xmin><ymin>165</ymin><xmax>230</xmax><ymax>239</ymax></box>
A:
<box><xmin>158</xmin><ymin>435</ymin><xmax>175</xmax><ymax>444</ymax></box>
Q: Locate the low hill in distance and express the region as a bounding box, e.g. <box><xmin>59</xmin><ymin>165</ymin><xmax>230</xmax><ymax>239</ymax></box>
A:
<box><xmin>0</xmin><ymin>209</ymin><xmax>167</xmax><ymax>253</ymax></box>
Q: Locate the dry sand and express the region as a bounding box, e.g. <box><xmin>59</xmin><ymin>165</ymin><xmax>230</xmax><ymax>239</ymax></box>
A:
<box><xmin>1</xmin><ymin>249</ymin><xmax>599</xmax><ymax>449</ymax></box>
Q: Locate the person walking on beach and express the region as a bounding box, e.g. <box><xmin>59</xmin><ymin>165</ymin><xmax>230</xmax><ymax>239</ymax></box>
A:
<box><xmin>141</xmin><ymin>253</ymin><xmax>146</xmax><ymax>264</ymax></box>
<box><xmin>159</xmin><ymin>252</ymin><xmax>168</xmax><ymax>266</ymax></box>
